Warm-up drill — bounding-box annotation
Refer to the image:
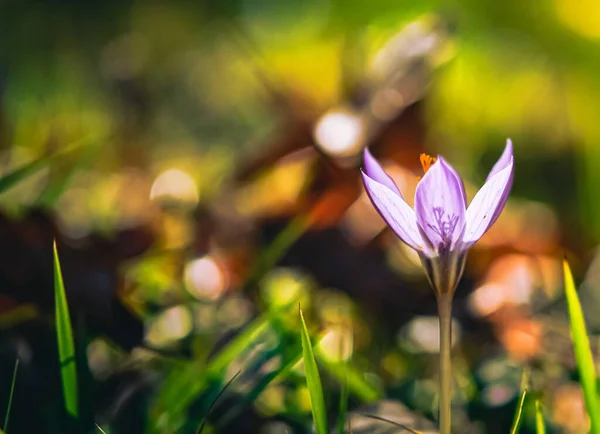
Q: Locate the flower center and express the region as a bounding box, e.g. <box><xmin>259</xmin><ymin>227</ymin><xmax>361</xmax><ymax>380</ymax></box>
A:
<box><xmin>420</xmin><ymin>153</ymin><xmax>436</xmax><ymax>174</ymax></box>
<box><xmin>428</xmin><ymin>206</ymin><xmax>459</xmax><ymax>247</ymax></box>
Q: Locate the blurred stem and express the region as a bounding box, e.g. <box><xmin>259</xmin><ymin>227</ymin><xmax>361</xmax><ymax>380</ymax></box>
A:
<box><xmin>437</xmin><ymin>292</ymin><xmax>453</xmax><ymax>434</ymax></box>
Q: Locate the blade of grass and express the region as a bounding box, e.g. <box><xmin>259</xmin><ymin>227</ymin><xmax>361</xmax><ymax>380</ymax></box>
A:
<box><xmin>316</xmin><ymin>355</ymin><xmax>381</xmax><ymax>403</ymax></box>
<box><xmin>95</xmin><ymin>424</ymin><xmax>107</xmax><ymax>434</ymax></box>
<box><xmin>563</xmin><ymin>259</ymin><xmax>600</xmax><ymax>434</ymax></box>
<box><xmin>206</xmin><ymin>319</ymin><xmax>270</xmax><ymax>376</ymax></box>
<box><xmin>152</xmin><ymin>313</ymin><xmax>275</xmax><ymax>430</ymax></box>
<box><xmin>35</xmin><ymin>135</ymin><xmax>102</xmax><ymax>207</ymax></box>
<box><xmin>243</xmin><ymin>214</ymin><xmax>309</xmax><ymax>291</ymax></box>
<box><xmin>217</xmin><ymin>323</ymin><xmax>379</xmax><ymax>431</ymax></box>
<box><xmin>299</xmin><ymin>307</ymin><xmax>328</xmax><ymax>434</ymax></box>
<box><xmin>197</xmin><ymin>370</ymin><xmax>241</xmax><ymax>434</ymax></box>
<box><xmin>0</xmin><ymin>154</ymin><xmax>53</xmax><ymax>194</ymax></box>
<box><xmin>54</xmin><ymin>241</ymin><xmax>78</xmax><ymax>418</ymax></box>
<box><xmin>361</xmin><ymin>414</ymin><xmax>423</xmax><ymax>434</ymax></box>
<box><xmin>336</xmin><ymin>322</ymin><xmax>350</xmax><ymax>434</ymax></box>
<box><xmin>335</xmin><ymin>370</ymin><xmax>349</xmax><ymax>434</ymax></box>
<box><xmin>152</xmin><ymin>288</ymin><xmax>304</xmax><ymax>432</ymax></box>
<box><xmin>509</xmin><ymin>368</ymin><xmax>529</xmax><ymax>434</ymax></box>
<box><xmin>3</xmin><ymin>358</ymin><xmax>18</xmax><ymax>432</ymax></box>
<box><xmin>214</xmin><ymin>351</ymin><xmax>301</xmax><ymax>430</ymax></box>
<box><xmin>535</xmin><ymin>399</ymin><xmax>545</xmax><ymax>434</ymax></box>
<box><xmin>0</xmin><ymin>142</ymin><xmax>78</xmax><ymax>195</ymax></box>
<box><xmin>0</xmin><ymin>134</ymin><xmax>100</xmax><ymax>196</ymax></box>
<box><xmin>153</xmin><ymin>213</ymin><xmax>310</xmax><ymax>425</ymax></box>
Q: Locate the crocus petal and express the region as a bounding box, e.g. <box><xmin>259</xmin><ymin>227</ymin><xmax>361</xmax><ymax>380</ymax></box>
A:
<box><xmin>361</xmin><ymin>170</ymin><xmax>425</xmax><ymax>251</ymax></box>
<box><xmin>363</xmin><ymin>148</ymin><xmax>403</xmax><ymax>197</ymax></box>
<box><xmin>486</xmin><ymin>139</ymin><xmax>513</xmax><ymax>181</ymax></box>
<box><xmin>463</xmin><ymin>155</ymin><xmax>514</xmax><ymax>246</ymax></box>
<box><xmin>414</xmin><ymin>157</ymin><xmax>467</xmax><ymax>251</ymax></box>
<box><xmin>481</xmin><ymin>139</ymin><xmax>514</xmax><ymax>227</ymax></box>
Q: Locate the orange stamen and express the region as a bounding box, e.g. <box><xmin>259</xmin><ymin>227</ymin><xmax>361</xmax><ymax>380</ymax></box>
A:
<box><xmin>420</xmin><ymin>153</ymin><xmax>436</xmax><ymax>174</ymax></box>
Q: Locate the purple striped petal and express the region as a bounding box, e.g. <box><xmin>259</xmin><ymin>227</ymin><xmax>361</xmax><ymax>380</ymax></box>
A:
<box><xmin>363</xmin><ymin>148</ymin><xmax>403</xmax><ymax>197</ymax></box>
<box><xmin>361</xmin><ymin>170</ymin><xmax>425</xmax><ymax>251</ymax></box>
<box><xmin>414</xmin><ymin>157</ymin><xmax>467</xmax><ymax>252</ymax></box>
<box><xmin>463</xmin><ymin>149</ymin><xmax>514</xmax><ymax>246</ymax></box>
<box><xmin>486</xmin><ymin>139</ymin><xmax>513</xmax><ymax>181</ymax></box>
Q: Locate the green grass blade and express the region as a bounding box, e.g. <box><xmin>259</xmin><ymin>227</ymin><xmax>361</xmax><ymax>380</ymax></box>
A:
<box><xmin>311</xmin><ymin>324</ymin><xmax>381</xmax><ymax>403</ymax></box>
<box><xmin>35</xmin><ymin>136</ymin><xmax>101</xmax><ymax>207</ymax></box>
<box><xmin>0</xmin><ymin>155</ymin><xmax>50</xmax><ymax>194</ymax></box>
<box><xmin>336</xmin><ymin>324</ymin><xmax>350</xmax><ymax>434</ymax></box>
<box><xmin>152</xmin><ymin>313</ymin><xmax>280</xmax><ymax>430</ymax></box>
<box><xmin>316</xmin><ymin>355</ymin><xmax>381</xmax><ymax>402</ymax></box>
<box><xmin>361</xmin><ymin>414</ymin><xmax>423</xmax><ymax>434</ymax></box>
<box><xmin>335</xmin><ymin>371</ymin><xmax>349</xmax><ymax>434</ymax></box>
<box><xmin>214</xmin><ymin>352</ymin><xmax>302</xmax><ymax>430</ymax></box>
<box><xmin>509</xmin><ymin>368</ymin><xmax>529</xmax><ymax>434</ymax></box>
<box><xmin>0</xmin><ymin>135</ymin><xmax>98</xmax><ymax>196</ymax></box>
<box><xmin>535</xmin><ymin>399</ymin><xmax>546</xmax><ymax>434</ymax></box>
<box><xmin>197</xmin><ymin>370</ymin><xmax>241</xmax><ymax>434</ymax></box>
<box><xmin>206</xmin><ymin>318</ymin><xmax>270</xmax><ymax>376</ymax></box>
<box><xmin>243</xmin><ymin>214</ymin><xmax>309</xmax><ymax>291</ymax></box>
<box><xmin>299</xmin><ymin>307</ymin><xmax>328</xmax><ymax>434</ymax></box>
<box><xmin>36</xmin><ymin>161</ymin><xmax>80</xmax><ymax>207</ymax></box>
<box><xmin>53</xmin><ymin>241</ymin><xmax>78</xmax><ymax>418</ymax></box>
<box><xmin>151</xmin><ymin>215</ymin><xmax>309</xmax><ymax>426</ymax></box>
<box><xmin>563</xmin><ymin>259</ymin><xmax>600</xmax><ymax>434</ymax></box>
<box><xmin>95</xmin><ymin>424</ymin><xmax>108</xmax><ymax>434</ymax></box>
<box><xmin>3</xmin><ymin>358</ymin><xmax>18</xmax><ymax>432</ymax></box>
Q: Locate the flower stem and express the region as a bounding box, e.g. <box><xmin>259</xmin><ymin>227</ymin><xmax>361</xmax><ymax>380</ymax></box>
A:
<box><xmin>437</xmin><ymin>292</ymin><xmax>453</xmax><ymax>434</ymax></box>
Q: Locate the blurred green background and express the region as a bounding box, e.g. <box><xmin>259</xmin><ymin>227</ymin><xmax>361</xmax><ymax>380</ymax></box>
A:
<box><xmin>0</xmin><ymin>0</ymin><xmax>599</xmax><ymax>433</ymax></box>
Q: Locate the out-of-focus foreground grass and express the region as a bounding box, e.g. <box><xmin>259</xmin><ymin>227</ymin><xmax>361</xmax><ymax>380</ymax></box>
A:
<box><xmin>0</xmin><ymin>0</ymin><xmax>600</xmax><ymax>433</ymax></box>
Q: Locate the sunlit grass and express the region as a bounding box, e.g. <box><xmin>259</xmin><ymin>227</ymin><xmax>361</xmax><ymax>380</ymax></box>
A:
<box><xmin>299</xmin><ymin>307</ymin><xmax>328</xmax><ymax>434</ymax></box>
<box><xmin>36</xmin><ymin>137</ymin><xmax>101</xmax><ymax>207</ymax></box>
<box><xmin>509</xmin><ymin>369</ymin><xmax>529</xmax><ymax>434</ymax></box>
<box><xmin>53</xmin><ymin>240</ymin><xmax>78</xmax><ymax>418</ymax></box>
<box><xmin>0</xmin><ymin>154</ymin><xmax>52</xmax><ymax>195</ymax></box>
<box><xmin>535</xmin><ymin>399</ymin><xmax>546</xmax><ymax>434</ymax></box>
<box><xmin>316</xmin><ymin>354</ymin><xmax>381</xmax><ymax>402</ymax></box>
<box><xmin>0</xmin><ymin>136</ymin><xmax>94</xmax><ymax>197</ymax></box>
<box><xmin>361</xmin><ymin>414</ymin><xmax>423</xmax><ymax>434</ymax></box>
<box><xmin>335</xmin><ymin>370</ymin><xmax>349</xmax><ymax>434</ymax></box>
<box><xmin>563</xmin><ymin>259</ymin><xmax>600</xmax><ymax>434</ymax></box>
<box><xmin>197</xmin><ymin>370</ymin><xmax>241</xmax><ymax>434</ymax></box>
<box><xmin>2</xmin><ymin>358</ymin><xmax>18</xmax><ymax>433</ymax></box>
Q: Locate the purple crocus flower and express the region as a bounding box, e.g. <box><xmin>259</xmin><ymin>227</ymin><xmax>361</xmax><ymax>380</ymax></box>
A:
<box><xmin>361</xmin><ymin>139</ymin><xmax>514</xmax><ymax>295</ymax></box>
